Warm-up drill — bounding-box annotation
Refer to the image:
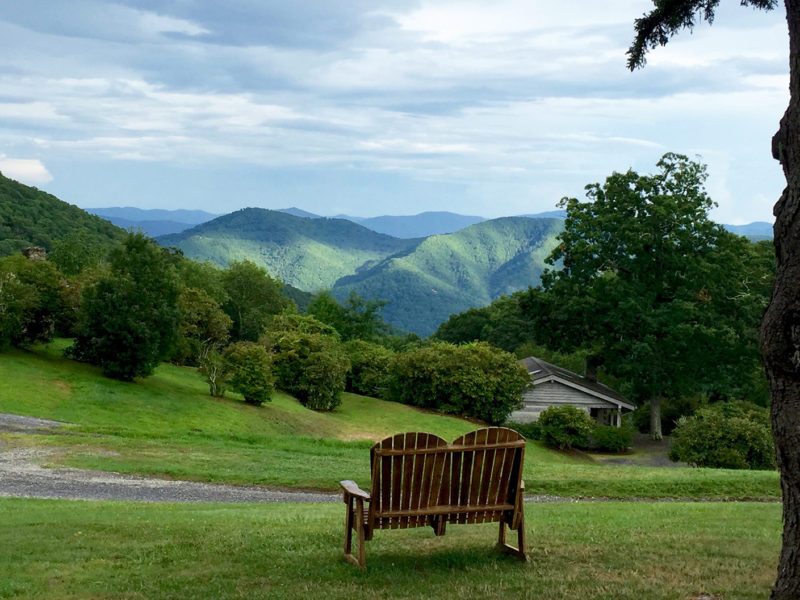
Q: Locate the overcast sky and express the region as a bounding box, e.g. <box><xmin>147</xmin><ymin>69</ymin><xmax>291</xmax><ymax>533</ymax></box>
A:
<box><xmin>0</xmin><ymin>1</ymin><xmax>789</xmax><ymax>223</ymax></box>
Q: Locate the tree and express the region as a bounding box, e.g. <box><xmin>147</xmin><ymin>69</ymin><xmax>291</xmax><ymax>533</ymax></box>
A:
<box><xmin>263</xmin><ymin>314</ymin><xmax>350</xmax><ymax>411</ymax></box>
<box><xmin>222</xmin><ymin>341</ymin><xmax>274</xmax><ymax>406</ymax></box>
<box><xmin>68</xmin><ymin>232</ymin><xmax>180</xmax><ymax>381</ymax></box>
<box><xmin>626</xmin><ymin>3</ymin><xmax>800</xmax><ymax>596</ymax></box>
<box><xmin>308</xmin><ymin>290</ymin><xmax>389</xmax><ymax>341</ymax></box>
<box><xmin>222</xmin><ymin>260</ymin><xmax>290</xmax><ymax>342</ymax></box>
<box><xmin>0</xmin><ymin>253</ymin><xmax>66</xmax><ymax>347</ymax></box>
<box><xmin>173</xmin><ymin>287</ymin><xmax>231</xmax><ymax>366</ymax></box>
<box><xmin>530</xmin><ymin>154</ymin><xmax>768</xmax><ymax>439</ymax></box>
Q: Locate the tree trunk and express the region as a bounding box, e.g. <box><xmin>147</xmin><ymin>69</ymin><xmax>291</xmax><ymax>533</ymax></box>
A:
<box><xmin>766</xmin><ymin>3</ymin><xmax>800</xmax><ymax>597</ymax></box>
<box><xmin>649</xmin><ymin>396</ymin><xmax>662</xmax><ymax>441</ymax></box>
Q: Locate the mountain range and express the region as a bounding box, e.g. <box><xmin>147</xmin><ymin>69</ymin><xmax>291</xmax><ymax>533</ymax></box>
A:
<box><xmin>0</xmin><ymin>174</ymin><xmax>775</xmax><ymax>336</ymax></box>
<box><xmin>158</xmin><ymin>209</ymin><xmax>563</xmax><ymax>334</ymax></box>
<box><xmin>89</xmin><ymin>205</ymin><xmax>773</xmax><ymax>242</ymax></box>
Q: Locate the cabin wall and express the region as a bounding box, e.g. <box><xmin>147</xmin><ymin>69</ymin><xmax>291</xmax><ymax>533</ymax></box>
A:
<box><xmin>509</xmin><ymin>380</ymin><xmax>618</xmax><ymax>424</ymax></box>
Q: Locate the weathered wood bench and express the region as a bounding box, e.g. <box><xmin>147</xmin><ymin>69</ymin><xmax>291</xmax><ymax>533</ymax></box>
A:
<box><xmin>340</xmin><ymin>427</ymin><xmax>527</xmax><ymax>568</ymax></box>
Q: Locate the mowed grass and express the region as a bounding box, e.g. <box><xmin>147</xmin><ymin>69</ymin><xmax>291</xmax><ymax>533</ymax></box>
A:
<box><xmin>0</xmin><ymin>341</ymin><xmax>781</xmax><ymax>497</ymax></box>
<box><xmin>0</xmin><ymin>498</ymin><xmax>780</xmax><ymax>600</ymax></box>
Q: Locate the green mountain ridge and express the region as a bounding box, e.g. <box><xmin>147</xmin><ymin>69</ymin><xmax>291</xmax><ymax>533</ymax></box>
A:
<box><xmin>0</xmin><ymin>172</ymin><xmax>124</xmax><ymax>256</ymax></box>
<box><xmin>332</xmin><ymin>217</ymin><xmax>563</xmax><ymax>334</ymax></box>
<box><xmin>158</xmin><ymin>208</ymin><xmax>421</xmax><ymax>291</ymax></box>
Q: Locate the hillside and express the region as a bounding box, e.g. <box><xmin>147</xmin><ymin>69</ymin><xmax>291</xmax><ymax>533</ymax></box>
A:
<box><xmin>0</xmin><ymin>173</ymin><xmax>124</xmax><ymax>256</ymax></box>
<box><xmin>332</xmin><ymin>217</ymin><xmax>564</xmax><ymax>335</ymax></box>
<box><xmin>158</xmin><ymin>208</ymin><xmax>421</xmax><ymax>291</ymax></box>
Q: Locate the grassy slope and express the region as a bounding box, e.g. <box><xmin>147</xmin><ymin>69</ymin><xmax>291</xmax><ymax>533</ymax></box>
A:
<box><xmin>0</xmin><ymin>499</ymin><xmax>780</xmax><ymax>599</ymax></box>
<box><xmin>332</xmin><ymin>217</ymin><xmax>564</xmax><ymax>335</ymax></box>
<box><xmin>0</xmin><ymin>173</ymin><xmax>124</xmax><ymax>256</ymax></box>
<box><xmin>0</xmin><ymin>342</ymin><xmax>780</xmax><ymax>497</ymax></box>
<box><xmin>158</xmin><ymin>208</ymin><xmax>419</xmax><ymax>291</ymax></box>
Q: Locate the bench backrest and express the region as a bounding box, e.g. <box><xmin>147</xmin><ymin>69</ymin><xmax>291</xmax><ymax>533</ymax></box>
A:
<box><xmin>367</xmin><ymin>427</ymin><xmax>526</xmax><ymax>531</ymax></box>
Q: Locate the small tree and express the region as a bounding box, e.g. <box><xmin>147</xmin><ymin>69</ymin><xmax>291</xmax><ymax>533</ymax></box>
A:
<box><xmin>173</xmin><ymin>287</ymin><xmax>231</xmax><ymax>366</ymax></box>
<box><xmin>222</xmin><ymin>342</ymin><xmax>274</xmax><ymax>406</ymax></box>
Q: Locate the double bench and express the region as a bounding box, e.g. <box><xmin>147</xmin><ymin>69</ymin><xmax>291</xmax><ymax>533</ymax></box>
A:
<box><xmin>340</xmin><ymin>427</ymin><xmax>527</xmax><ymax>568</ymax></box>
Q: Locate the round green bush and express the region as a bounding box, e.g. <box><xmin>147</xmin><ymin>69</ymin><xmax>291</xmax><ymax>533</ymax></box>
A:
<box><xmin>668</xmin><ymin>402</ymin><xmax>775</xmax><ymax>470</ymax></box>
<box><xmin>223</xmin><ymin>341</ymin><xmax>274</xmax><ymax>406</ymax></box>
<box><xmin>344</xmin><ymin>339</ymin><xmax>394</xmax><ymax>397</ymax></box>
<box><xmin>538</xmin><ymin>405</ymin><xmax>594</xmax><ymax>450</ymax></box>
<box><xmin>267</xmin><ymin>328</ymin><xmax>350</xmax><ymax>411</ymax></box>
<box><xmin>385</xmin><ymin>341</ymin><xmax>529</xmax><ymax>424</ymax></box>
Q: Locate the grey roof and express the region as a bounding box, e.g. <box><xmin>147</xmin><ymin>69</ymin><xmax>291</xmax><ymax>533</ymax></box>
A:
<box><xmin>518</xmin><ymin>356</ymin><xmax>635</xmax><ymax>411</ymax></box>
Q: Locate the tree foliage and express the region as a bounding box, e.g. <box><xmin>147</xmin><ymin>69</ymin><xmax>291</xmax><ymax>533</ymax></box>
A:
<box><xmin>308</xmin><ymin>290</ymin><xmax>389</xmax><ymax>341</ymax></box>
<box><xmin>344</xmin><ymin>339</ymin><xmax>394</xmax><ymax>397</ymax></box>
<box><xmin>264</xmin><ymin>314</ymin><xmax>349</xmax><ymax>411</ymax></box>
<box><xmin>68</xmin><ymin>232</ymin><xmax>180</xmax><ymax>381</ymax></box>
<box><xmin>0</xmin><ymin>254</ymin><xmax>66</xmax><ymax>348</ymax></box>
<box><xmin>222</xmin><ymin>341</ymin><xmax>274</xmax><ymax>406</ymax></box>
<box><xmin>172</xmin><ymin>287</ymin><xmax>231</xmax><ymax>366</ymax></box>
<box><xmin>385</xmin><ymin>341</ymin><xmax>529</xmax><ymax>424</ymax></box>
<box><xmin>528</xmin><ymin>154</ymin><xmax>771</xmax><ymax>438</ymax></box>
<box><xmin>222</xmin><ymin>260</ymin><xmax>290</xmax><ymax>342</ymax></box>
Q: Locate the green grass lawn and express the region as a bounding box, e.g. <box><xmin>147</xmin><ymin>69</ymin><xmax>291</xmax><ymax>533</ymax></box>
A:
<box><xmin>0</xmin><ymin>498</ymin><xmax>780</xmax><ymax>600</ymax></box>
<box><xmin>0</xmin><ymin>341</ymin><xmax>781</xmax><ymax>498</ymax></box>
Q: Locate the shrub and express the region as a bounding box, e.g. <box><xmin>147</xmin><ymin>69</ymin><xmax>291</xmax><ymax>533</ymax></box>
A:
<box><xmin>591</xmin><ymin>425</ymin><xmax>632</xmax><ymax>453</ymax></box>
<box><xmin>385</xmin><ymin>341</ymin><xmax>529</xmax><ymax>424</ymax></box>
<box><xmin>344</xmin><ymin>339</ymin><xmax>394</xmax><ymax>397</ymax></box>
<box><xmin>668</xmin><ymin>402</ymin><xmax>775</xmax><ymax>470</ymax></box>
<box><xmin>266</xmin><ymin>323</ymin><xmax>349</xmax><ymax>411</ymax></box>
<box><xmin>538</xmin><ymin>405</ymin><xmax>594</xmax><ymax>450</ymax></box>
<box><xmin>223</xmin><ymin>342</ymin><xmax>274</xmax><ymax>406</ymax></box>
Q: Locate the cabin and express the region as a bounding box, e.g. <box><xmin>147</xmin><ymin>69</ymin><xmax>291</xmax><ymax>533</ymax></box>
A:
<box><xmin>509</xmin><ymin>356</ymin><xmax>635</xmax><ymax>427</ymax></box>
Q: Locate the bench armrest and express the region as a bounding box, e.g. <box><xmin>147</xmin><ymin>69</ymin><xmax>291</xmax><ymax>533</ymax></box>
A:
<box><xmin>340</xmin><ymin>480</ymin><xmax>371</xmax><ymax>501</ymax></box>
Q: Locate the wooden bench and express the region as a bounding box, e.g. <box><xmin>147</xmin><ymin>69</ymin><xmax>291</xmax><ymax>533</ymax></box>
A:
<box><xmin>340</xmin><ymin>427</ymin><xmax>527</xmax><ymax>568</ymax></box>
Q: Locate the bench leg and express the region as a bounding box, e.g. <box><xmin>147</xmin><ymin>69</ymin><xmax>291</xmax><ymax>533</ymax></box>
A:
<box><xmin>497</xmin><ymin>519</ymin><xmax>528</xmax><ymax>561</ymax></box>
<box><xmin>343</xmin><ymin>497</ymin><xmax>367</xmax><ymax>569</ymax></box>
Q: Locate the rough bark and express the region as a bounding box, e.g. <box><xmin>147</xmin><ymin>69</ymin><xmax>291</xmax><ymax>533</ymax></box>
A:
<box><xmin>765</xmin><ymin>2</ymin><xmax>800</xmax><ymax>597</ymax></box>
<box><xmin>649</xmin><ymin>396</ymin><xmax>663</xmax><ymax>441</ymax></box>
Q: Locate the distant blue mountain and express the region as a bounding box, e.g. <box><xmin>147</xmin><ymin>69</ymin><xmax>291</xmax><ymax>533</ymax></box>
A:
<box><xmin>349</xmin><ymin>211</ymin><xmax>487</xmax><ymax>238</ymax></box>
<box><xmin>87</xmin><ymin>207</ymin><xmax>218</xmax><ymax>225</ymax></box>
<box><xmin>277</xmin><ymin>207</ymin><xmax>321</xmax><ymax>219</ymax></box>
<box><xmin>94</xmin><ymin>216</ymin><xmax>199</xmax><ymax>237</ymax></box>
<box><xmin>519</xmin><ymin>210</ymin><xmax>567</xmax><ymax>219</ymax></box>
<box><xmin>723</xmin><ymin>221</ymin><xmax>773</xmax><ymax>240</ymax></box>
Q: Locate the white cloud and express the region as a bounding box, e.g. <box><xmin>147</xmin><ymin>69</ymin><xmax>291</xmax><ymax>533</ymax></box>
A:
<box><xmin>0</xmin><ymin>156</ymin><xmax>53</xmax><ymax>184</ymax></box>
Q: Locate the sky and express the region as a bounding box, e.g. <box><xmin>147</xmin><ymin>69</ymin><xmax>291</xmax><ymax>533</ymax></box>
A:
<box><xmin>0</xmin><ymin>1</ymin><xmax>789</xmax><ymax>224</ymax></box>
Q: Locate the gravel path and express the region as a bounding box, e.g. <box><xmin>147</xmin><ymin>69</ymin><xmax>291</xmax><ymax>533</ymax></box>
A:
<box><xmin>0</xmin><ymin>413</ymin><xmax>780</xmax><ymax>504</ymax></box>
<box><xmin>0</xmin><ymin>413</ymin><xmax>338</xmax><ymax>503</ymax></box>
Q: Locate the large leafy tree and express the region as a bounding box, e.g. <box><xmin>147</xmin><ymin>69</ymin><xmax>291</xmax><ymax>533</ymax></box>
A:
<box><xmin>307</xmin><ymin>290</ymin><xmax>390</xmax><ymax>342</ymax></box>
<box><xmin>627</xmin><ymin>2</ymin><xmax>799</xmax><ymax>596</ymax></box>
<box><xmin>68</xmin><ymin>232</ymin><xmax>180</xmax><ymax>381</ymax></box>
<box><xmin>222</xmin><ymin>260</ymin><xmax>290</xmax><ymax>342</ymax></box>
<box><xmin>529</xmin><ymin>154</ymin><xmax>768</xmax><ymax>438</ymax></box>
